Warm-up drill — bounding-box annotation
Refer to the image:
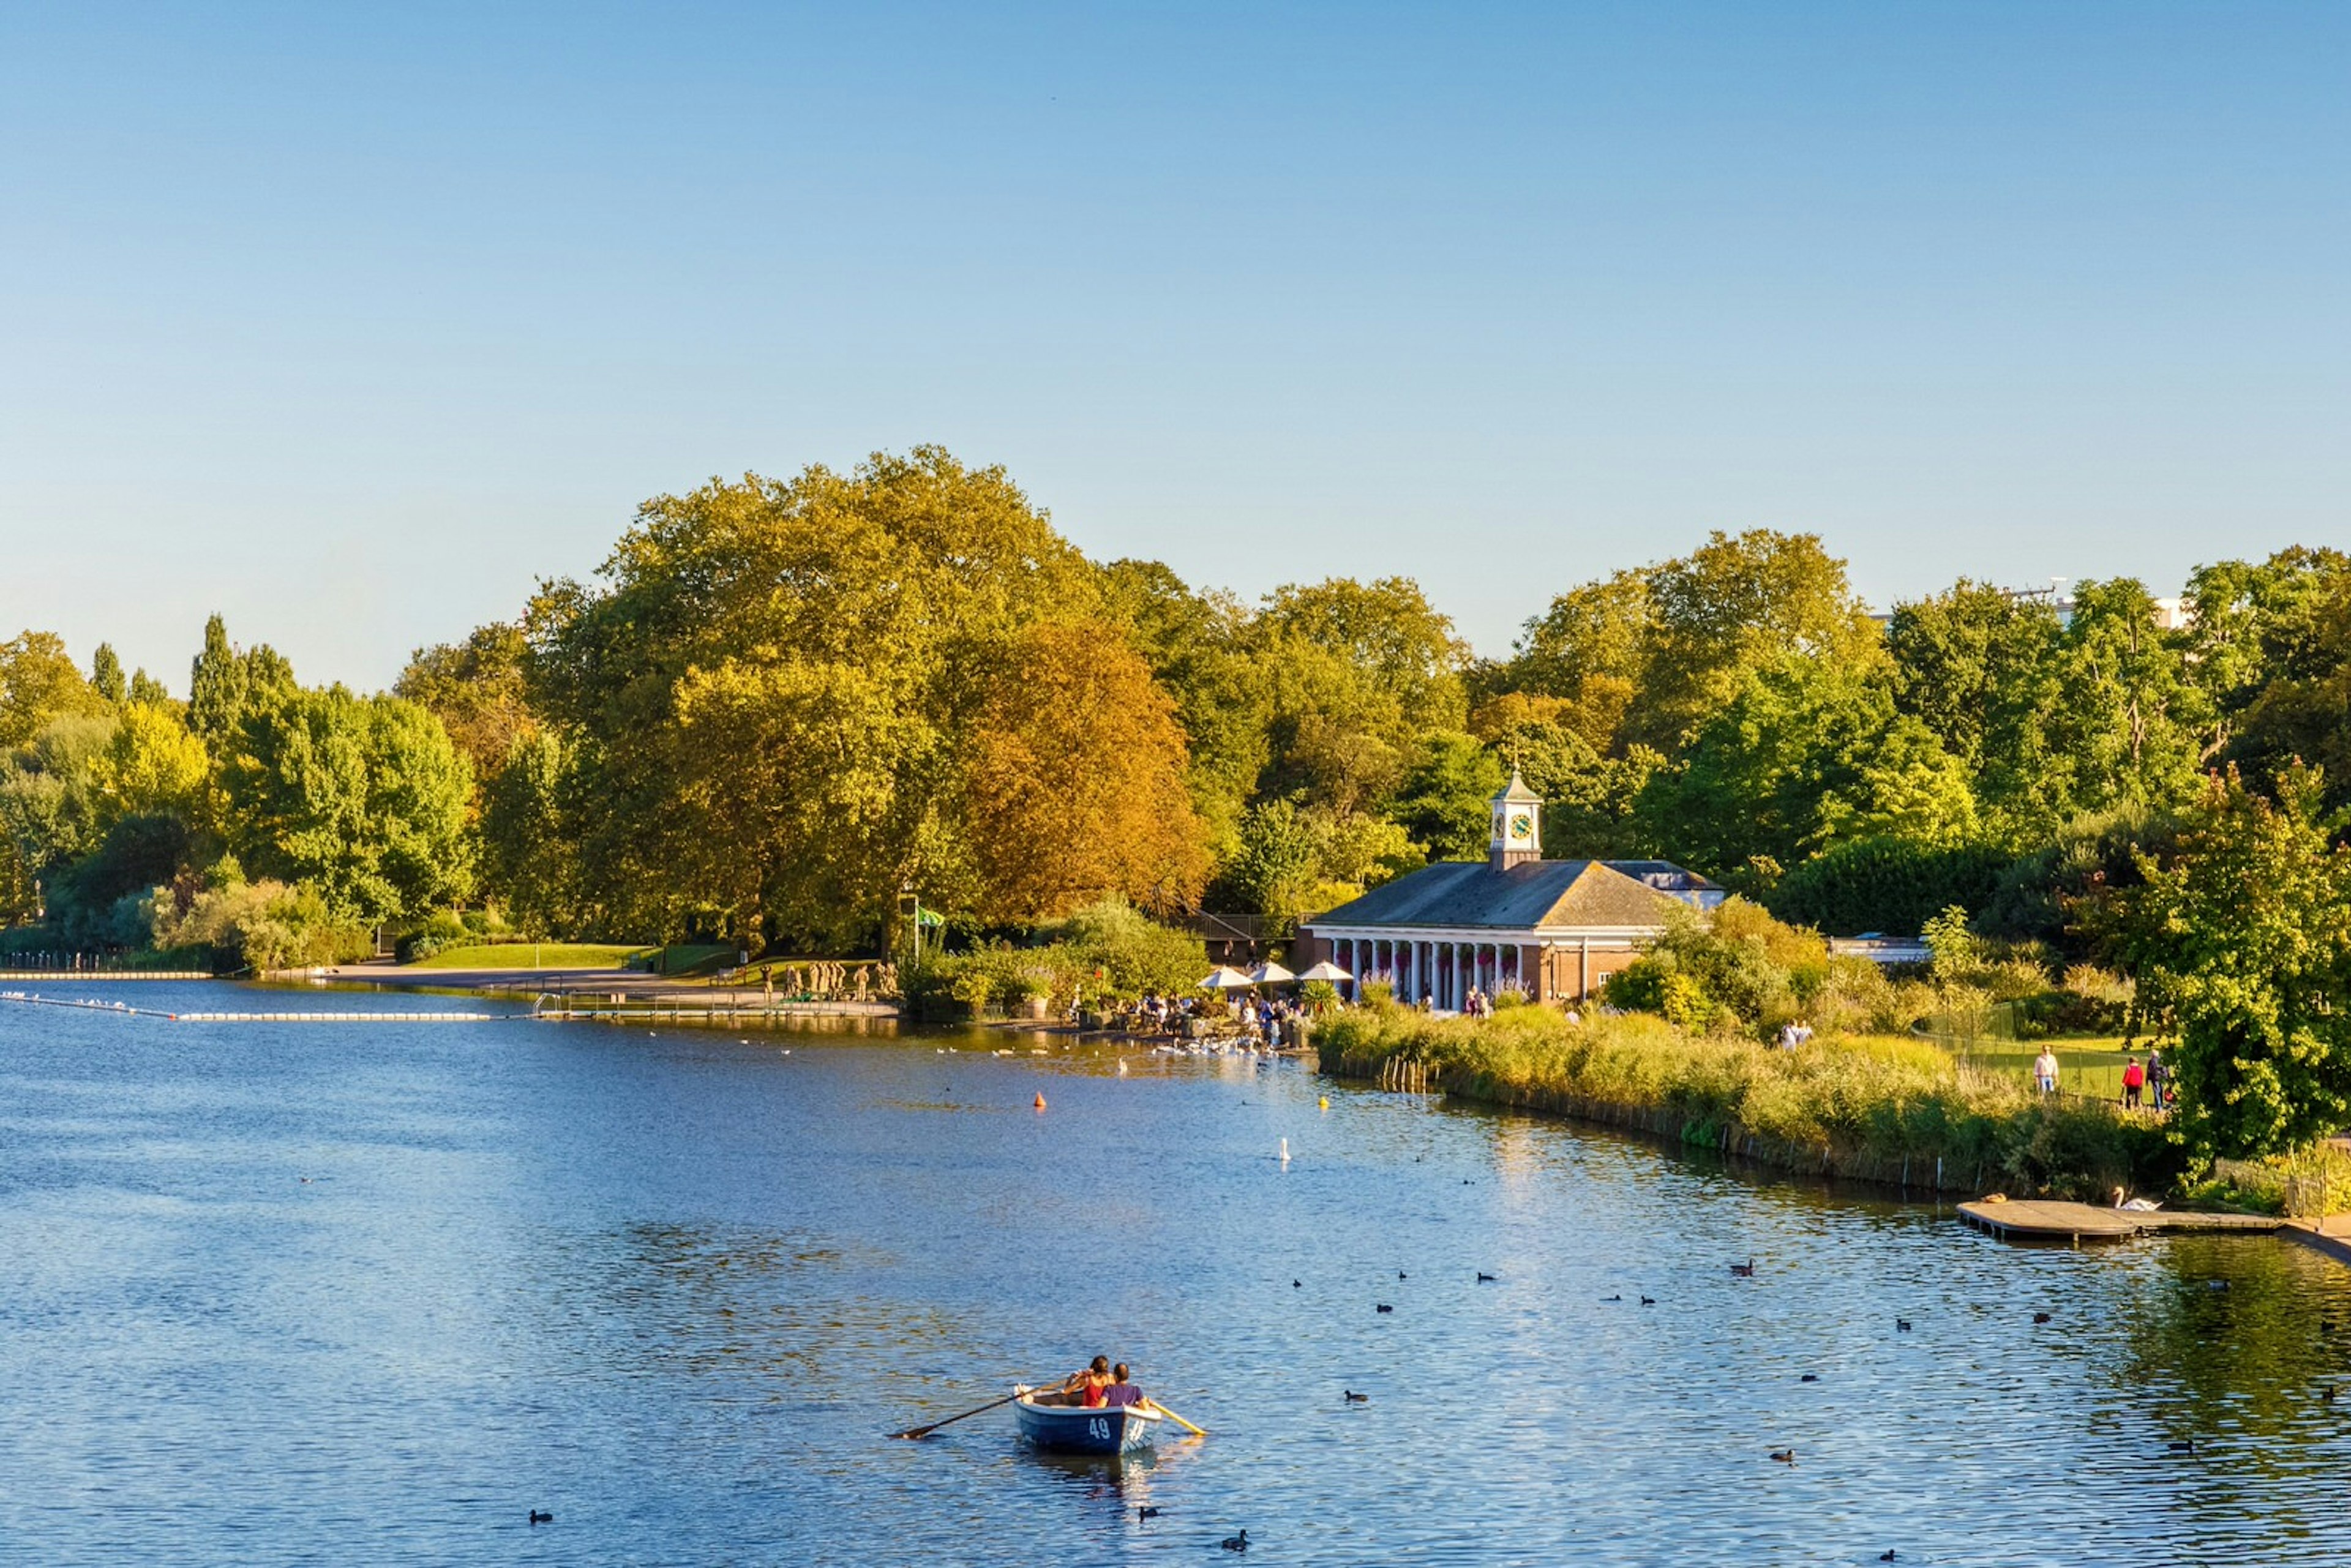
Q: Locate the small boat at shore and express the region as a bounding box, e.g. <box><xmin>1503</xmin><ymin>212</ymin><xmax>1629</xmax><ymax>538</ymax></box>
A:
<box><xmin>1011</xmin><ymin>1389</ymin><xmax>1164</xmax><ymax>1455</ymax></box>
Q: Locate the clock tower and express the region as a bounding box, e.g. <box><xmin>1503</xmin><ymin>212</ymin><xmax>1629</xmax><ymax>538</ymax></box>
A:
<box><xmin>1490</xmin><ymin>769</ymin><xmax>1543</xmax><ymax>870</ymax></box>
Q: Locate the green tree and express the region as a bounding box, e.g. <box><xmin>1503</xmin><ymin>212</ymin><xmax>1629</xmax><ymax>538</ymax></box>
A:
<box><xmin>395</xmin><ymin>622</ymin><xmax>538</xmax><ymax>787</ymax></box>
<box><xmin>1250</xmin><ymin>576</ymin><xmax>1471</xmax><ymax>818</ymax></box>
<box><xmin>188</xmin><ymin>615</ymin><xmax>298</xmax><ymax>753</ymax></box>
<box><xmin>1629</xmin><ymin>530</ymin><xmax>1881</xmax><ymax>753</ymax></box>
<box><xmin>1094</xmin><ymin>558</ymin><xmax>1271</xmax><ymax>846</ymax></box>
<box><xmin>1634</xmin><ymin>653</ymin><xmax>1975</xmax><ymax>875</ymax></box>
<box><xmin>2050</xmin><ymin>579</ymin><xmax>2210</xmax><ymax>815</ymax></box>
<box><xmin>0</xmin><ymin>631</ymin><xmax>106</xmax><ymax>749</ymax></box>
<box><xmin>1501</xmin><ymin>568</ymin><xmax>1652</xmax><ymax>751</ymax></box>
<box><xmin>1217</xmin><ymin>799</ymin><xmax>1327</xmax><ymax>936</ymax></box>
<box><xmin>2192</xmin><ymin>550</ymin><xmax>2351</xmax><ymax>812</ymax></box>
<box><xmin>1767</xmin><ymin>836</ymin><xmax>2013</xmax><ymax>939</ymax></box>
<box><xmin>1885</xmin><ymin>581</ymin><xmax>2071</xmax><ymax>839</ymax></box>
<box><xmin>1386</xmin><ymin>730</ymin><xmax>1505</xmax><ymax>861</ymax></box>
<box><xmin>223</xmin><ymin>687</ymin><xmax>473</xmax><ymax>922</ymax></box>
<box><xmin>0</xmin><ymin>713</ymin><xmax>119</xmax><ymax>882</ymax></box>
<box><xmin>89</xmin><ymin>643</ymin><xmax>126</xmax><ymax>705</ymax></box>
<box><xmin>89</xmin><ymin>701</ymin><xmax>212</xmax><ymax>832</ymax></box>
<box><xmin>2118</xmin><ymin>765</ymin><xmax>2351</xmax><ymax>1158</ymax></box>
<box><xmin>479</xmin><ymin>729</ymin><xmax>582</xmax><ymax>937</ymax></box>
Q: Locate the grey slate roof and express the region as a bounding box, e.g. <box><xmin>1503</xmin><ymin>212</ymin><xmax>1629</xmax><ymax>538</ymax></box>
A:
<box><xmin>1599</xmin><ymin>860</ymin><xmax>1724</xmax><ymax>897</ymax></box>
<box><xmin>1304</xmin><ymin>858</ymin><xmax>1690</xmax><ymax>932</ymax></box>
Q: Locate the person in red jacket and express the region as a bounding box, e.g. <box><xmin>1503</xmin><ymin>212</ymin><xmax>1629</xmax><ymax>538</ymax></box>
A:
<box><xmin>2122</xmin><ymin>1055</ymin><xmax>2145</xmax><ymax>1110</ymax></box>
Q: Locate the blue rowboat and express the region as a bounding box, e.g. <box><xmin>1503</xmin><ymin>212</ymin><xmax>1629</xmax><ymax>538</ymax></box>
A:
<box><xmin>1012</xmin><ymin>1392</ymin><xmax>1164</xmax><ymax>1455</ymax></box>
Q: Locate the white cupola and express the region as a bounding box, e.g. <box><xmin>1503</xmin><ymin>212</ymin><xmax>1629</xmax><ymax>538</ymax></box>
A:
<box><xmin>1490</xmin><ymin>769</ymin><xmax>1543</xmax><ymax>870</ymax></box>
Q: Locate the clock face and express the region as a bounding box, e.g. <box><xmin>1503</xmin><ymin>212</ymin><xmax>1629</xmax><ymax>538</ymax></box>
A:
<box><xmin>1509</xmin><ymin>812</ymin><xmax>1534</xmax><ymax>840</ymax></box>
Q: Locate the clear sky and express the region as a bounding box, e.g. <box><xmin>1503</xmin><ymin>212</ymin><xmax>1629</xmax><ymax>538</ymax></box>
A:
<box><xmin>3</xmin><ymin>2</ymin><xmax>2344</xmax><ymax>692</ymax></box>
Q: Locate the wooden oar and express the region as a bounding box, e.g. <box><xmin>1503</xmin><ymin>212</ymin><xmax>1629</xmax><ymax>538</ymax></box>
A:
<box><xmin>890</xmin><ymin>1384</ymin><xmax>1038</xmax><ymax>1441</ymax></box>
<box><xmin>1143</xmin><ymin>1398</ymin><xmax>1207</xmax><ymax>1437</ymax></box>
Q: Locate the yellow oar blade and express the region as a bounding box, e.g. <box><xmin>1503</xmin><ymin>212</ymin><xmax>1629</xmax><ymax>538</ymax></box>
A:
<box><xmin>1146</xmin><ymin>1398</ymin><xmax>1207</xmax><ymax>1437</ymax></box>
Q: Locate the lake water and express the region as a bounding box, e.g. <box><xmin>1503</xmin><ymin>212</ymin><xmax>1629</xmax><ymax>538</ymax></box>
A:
<box><xmin>4</xmin><ymin>983</ymin><xmax>2350</xmax><ymax>1565</ymax></box>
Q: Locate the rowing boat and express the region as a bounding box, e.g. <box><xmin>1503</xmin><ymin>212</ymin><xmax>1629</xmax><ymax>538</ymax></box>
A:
<box><xmin>1011</xmin><ymin>1389</ymin><xmax>1164</xmax><ymax>1454</ymax></box>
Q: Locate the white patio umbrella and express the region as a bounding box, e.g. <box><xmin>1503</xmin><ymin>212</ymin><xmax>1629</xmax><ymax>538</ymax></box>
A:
<box><xmin>1247</xmin><ymin>961</ymin><xmax>1296</xmax><ymax>986</ymax></box>
<box><xmin>1295</xmin><ymin>961</ymin><xmax>1352</xmax><ymax>983</ymax></box>
<box><xmin>1198</xmin><ymin>966</ymin><xmax>1253</xmax><ymax>989</ymax></box>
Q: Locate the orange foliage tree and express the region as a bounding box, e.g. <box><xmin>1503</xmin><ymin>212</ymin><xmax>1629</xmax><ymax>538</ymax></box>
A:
<box><xmin>962</xmin><ymin>620</ymin><xmax>1210</xmax><ymax>924</ymax></box>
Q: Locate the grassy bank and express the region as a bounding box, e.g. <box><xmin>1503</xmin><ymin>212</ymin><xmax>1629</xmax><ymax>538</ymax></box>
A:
<box><xmin>1316</xmin><ymin>1006</ymin><xmax>2180</xmax><ymax>1201</ymax></box>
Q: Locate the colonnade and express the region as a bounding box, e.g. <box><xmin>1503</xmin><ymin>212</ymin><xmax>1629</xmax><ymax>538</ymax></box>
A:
<box><xmin>1330</xmin><ymin>935</ymin><xmax>1538</xmax><ymax>1011</ymax></box>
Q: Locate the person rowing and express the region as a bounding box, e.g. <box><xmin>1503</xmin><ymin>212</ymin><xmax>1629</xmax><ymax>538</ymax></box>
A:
<box><xmin>1101</xmin><ymin>1363</ymin><xmax>1144</xmax><ymax>1408</ymax></box>
<box><xmin>1046</xmin><ymin>1356</ymin><xmax>1112</xmax><ymax>1407</ymax></box>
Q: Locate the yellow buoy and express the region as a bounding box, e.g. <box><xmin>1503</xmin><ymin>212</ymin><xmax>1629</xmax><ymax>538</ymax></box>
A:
<box><xmin>1318</xmin><ymin>1095</ymin><xmax>1330</xmax><ymax>1111</ymax></box>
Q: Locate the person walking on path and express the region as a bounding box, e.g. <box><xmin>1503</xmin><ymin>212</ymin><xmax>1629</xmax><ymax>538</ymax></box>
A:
<box><xmin>2147</xmin><ymin>1048</ymin><xmax>2170</xmax><ymax>1112</ymax></box>
<box><xmin>2033</xmin><ymin>1046</ymin><xmax>2060</xmax><ymax>1097</ymax></box>
<box><xmin>2122</xmin><ymin>1054</ymin><xmax>2146</xmax><ymax>1111</ymax></box>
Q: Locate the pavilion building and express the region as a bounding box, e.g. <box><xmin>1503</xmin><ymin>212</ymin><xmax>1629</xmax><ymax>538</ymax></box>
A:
<box><xmin>1292</xmin><ymin>773</ymin><xmax>1719</xmax><ymax>1008</ymax></box>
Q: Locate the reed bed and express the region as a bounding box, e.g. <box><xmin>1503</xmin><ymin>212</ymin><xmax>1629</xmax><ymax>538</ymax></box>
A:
<box><xmin>1315</xmin><ymin>1006</ymin><xmax>2180</xmax><ymax>1200</ymax></box>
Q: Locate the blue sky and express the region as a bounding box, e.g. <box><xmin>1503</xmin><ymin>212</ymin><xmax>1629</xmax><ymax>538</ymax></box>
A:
<box><xmin>2</xmin><ymin>2</ymin><xmax>2344</xmax><ymax>691</ymax></box>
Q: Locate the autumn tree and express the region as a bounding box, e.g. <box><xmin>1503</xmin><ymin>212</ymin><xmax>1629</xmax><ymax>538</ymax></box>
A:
<box><xmin>524</xmin><ymin>448</ymin><xmax>1101</xmax><ymax>946</ymax></box>
<box><xmin>961</xmin><ymin>619</ymin><xmax>1210</xmax><ymax>923</ymax></box>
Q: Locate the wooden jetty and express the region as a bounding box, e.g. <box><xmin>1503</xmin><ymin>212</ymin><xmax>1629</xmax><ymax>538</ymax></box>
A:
<box><xmin>1959</xmin><ymin>1198</ymin><xmax>2283</xmax><ymax>1244</ymax></box>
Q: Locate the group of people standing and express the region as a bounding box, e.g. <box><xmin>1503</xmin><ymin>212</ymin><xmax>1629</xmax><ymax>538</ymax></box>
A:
<box><xmin>2031</xmin><ymin>1045</ymin><xmax>2169</xmax><ymax>1110</ymax></box>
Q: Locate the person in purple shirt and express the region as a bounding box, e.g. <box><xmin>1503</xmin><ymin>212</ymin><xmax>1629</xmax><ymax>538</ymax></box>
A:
<box><xmin>1101</xmin><ymin>1364</ymin><xmax>1144</xmax><ymax>1408</ymax></box>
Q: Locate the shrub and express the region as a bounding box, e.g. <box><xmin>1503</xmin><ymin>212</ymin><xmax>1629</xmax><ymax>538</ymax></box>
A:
<box><xmin>152</xmin><ymin>878</ymin><xmax>373</xmax><ymax>971</ymax></box>
<box><xmin>899</xmin><ymin>900</ymin><xmax>1207</xmax><ymax>1017</ymax></box>
<box><xmin>1603</xmin><ymin>898</ymin><xmax>1828</xmax><ymax>1042</ymax></box>
<box><xmin>1768</xmin><ymin>836</ymin><xmax>2010</xmax><ymax>938</ymax></box>
<box><xmin>396</xmin><ymin>910</ymin><xmax>470</xmax><ymax>964</ymax></box>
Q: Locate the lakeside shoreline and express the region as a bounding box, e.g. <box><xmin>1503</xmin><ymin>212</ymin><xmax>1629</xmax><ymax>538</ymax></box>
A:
<box><xmin>1311</xmin><ymin>1005</ymin><xmax>2182</xmax><ymax>1204</ymax></box>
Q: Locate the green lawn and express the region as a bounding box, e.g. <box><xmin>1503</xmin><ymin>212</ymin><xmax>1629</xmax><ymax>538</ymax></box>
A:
<box><xmin>1960</xmin><ymin>1036</ymin><xmax>2159</xmax><ymax>1102</ymax></box>
<box><xmin>403</xmin><ymin>943</ymin><xmax>654</xmax><ymax>970</ymax></box>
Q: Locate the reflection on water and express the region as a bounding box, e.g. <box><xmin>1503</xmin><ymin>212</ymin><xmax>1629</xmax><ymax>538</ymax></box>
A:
<box><xmin>2</xmin><ymin>984</ymin><xmax>2350</xmax><ymax>1564</ymax></box>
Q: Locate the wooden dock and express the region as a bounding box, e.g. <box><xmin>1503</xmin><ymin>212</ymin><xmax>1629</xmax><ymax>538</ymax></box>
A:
<box><xmin>1959</xmin><ymin>1199</ymin><xmax>2283</xmax><ymax>1243</ymax></box>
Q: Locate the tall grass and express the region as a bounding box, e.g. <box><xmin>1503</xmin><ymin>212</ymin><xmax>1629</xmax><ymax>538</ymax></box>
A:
<box><xmin>1316</xmin><ymin>1006</ymin><xmax>2180</xmax><ymax>1200</ymax></box>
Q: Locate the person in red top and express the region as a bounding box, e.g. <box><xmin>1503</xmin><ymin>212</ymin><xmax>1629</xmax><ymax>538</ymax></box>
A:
<box><xmin>1051</xmin><ymin>1356</ymin><xmax>1112</xmax><ymax>1407</ymax></box>
<box><xmin>2122</xmin><ymin>1055</ymin><xmax>2145</xmax><ymax>1110</ymax></box>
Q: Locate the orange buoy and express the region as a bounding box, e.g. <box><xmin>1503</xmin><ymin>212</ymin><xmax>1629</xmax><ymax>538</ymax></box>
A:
<box><xmin>1033</xmin><ymin>1092</ymin><xmax>1048</xmax><ymax>1111</ymax></box>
